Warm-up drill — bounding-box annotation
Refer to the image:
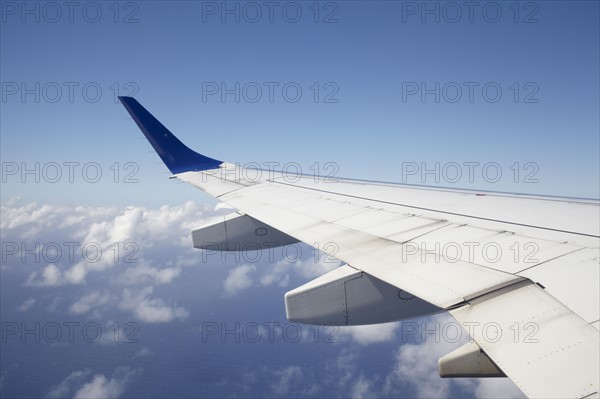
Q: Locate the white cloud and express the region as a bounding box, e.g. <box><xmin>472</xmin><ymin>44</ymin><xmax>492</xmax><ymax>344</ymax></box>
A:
<box><xmin>133</xmin><ymin>347</ymin><xmax>152</xmax><ymax>358</ymax></box>
<box><xmin>69</xmin><ymin>291</ymin><xmax>114</xmax><ymax>315</ymax></box>
<box><xmin>72</xmin><ymin>368</ymin><xmax>136</xmax><ymax>399</ymax></box>
<box><xmin>4</xmin><ymin>200</ymin><xmax>217</xmax><ymax>287</ymax></box>
<box><xmin>64</xmin><ymin>263</ymin><xmax>88</xmax><ymax>284</ymax></box>
<box><xmin>1</xmin><ymin>202</ymin><xmax>63</xmax><ymax>232</ymax></box>
<box><xmin>74</xmin><ymin>374</ymin><xmax>118</xmax><ymax>399</ymax></box>
<box><xmin>350</xmin><ymin>375</ymin><xmax>376</xmax><ymax>399</ymax></box>
<box><xmin>1</xmin><ymin>202</ymin><xmax>116</xmax><ymax>239</ymax></box>
<box><xmin>326</xmin><ymin>348</ymin><xmax>359</xmax><ymax>390</ymax></box>
<box><xmin>292</xmin><ymin>252</ymin><xmax>342</xmax><ymax>280</ymax></box>
<box><xmin>378</xmin><ymin>313</ymin><xmax>525</xmax><ymax>399</ymax></box>
<box><xmin>391</xmin><ymin>339</ymin><xmax>453</xmax><ymax>398</ymax></box>
<box><xmin>120</xmin><ymin>263</ymin><xmax>181</xmax><ymax>285</ymax></box>
<box><xmin>259</xmin><ymin>260</ymin><xmax>291</xmax><ymax>287</ymax></box>
<box><xmin>118</xmin><ymin>286</ymin><xmax>189</xmax><ymax>323</ymax></box>
<box><xmin>26</xmin><ymin>264</ymin><xmax>66</xmax><ymax>287</ymax></box>
<box><xmin>338</xmin><ymin>322</ymin><xmax>400</xmax><ymax>346</ymax></box>
<box><xmin>258</xmin><ymin>252</ymin><xmax>342</xmax><ymax>289</ymax></box>
<box><xmin>74</xmin><ymin>375</ymin><xmax>122</xmax><ymax>399</ymax></box>
<box><xmin>47</xmin><ymin>368</ymin><xmax>91</xmax><ymax>399</ymax></box>
<box><xmin>106</xmin><ymin>207</ymin><xmax>143</xmax><ymax>243</ymax></box>
<box><xmin>223</xmin><ymin>264</ymin><xmax>255</xmax><ymax>297</ymax></box>
<box><xmin>4</xmin><ymin>200</ymin><xmax>341</xmax><ymax>300</ymax></box>
<box><xmin>271</xmin><ymin>366</ymin><xmax>304</xmax><ymax>396</ymax></box>
<box><xmin>17</xmin><ymin>298</ymin><xmax>36</xmax><ymax>312</ymax></box>
<box><xmin>382</xmin><ymin>314</ymin><xmax>466</xmax><ymax>399</ymax></box>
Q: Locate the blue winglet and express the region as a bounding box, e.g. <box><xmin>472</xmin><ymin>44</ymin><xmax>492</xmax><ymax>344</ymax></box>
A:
<box><xmin>119</xmin><ymin>96</ymin><xmax>223</xmax><ymax>174</ymax></box>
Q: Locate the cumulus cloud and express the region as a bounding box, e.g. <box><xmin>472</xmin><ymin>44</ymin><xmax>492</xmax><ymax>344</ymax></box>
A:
<box><xmin>2</xmin><ymin>202</ymin><xmax>66</xmax><ymax>233</ymax></box>
<box><xmin>350</xmin><ymin>375</ymin><xmax>376</xmax><ymax>399</ymax></box>
<box><xmin>291</xmin><ymin>253</ymin><xmax>342</xmax><ymax>280</ymax></box>
<box><xmin>338</xmin><ymin>322</ymin><xmax>400</xmax><ymax>346</ymax></box>
<box><xmin>382</xmin><ymin>314</ymin><xmax>465</xmax><ymax>399</ymax></box>
<box><xmin>133</xmin><ymin>347</ymin><xmax>152</xmax><ymax>358</ymax></box>
<box><xmin>1</xmin><ymin>202</ymin><xmax>116</xmax><ymax>239</ymax></box>
<box><xmin>378</xmin><ymin>313</ymin><xmax>525</xmax><ymax>399</ymax></box>
<box><xmin>17</xmin><ymin>298</ymin><xmax>36</xmax><ymax>312</ymax></box>
<box><xmin>2</xmin><ymin>199</ymin><xmax>526</xmax><ymax>399</ymax></box>
<box><xmin>72</xmin><ymin>367</ymin><xmax>136</xmax><ymax>399</ymax></box>
<box><xmin>118</xmin><ymin>286</ymin><xmax>189</xmax><ymax>323</ymax></box>
<box><xmin>4</xmin><ymin>199</ymin><xmax>340</xmax><ymax>297</ymax></box>
<box><xmin>271</xmin><ymin>366</ymin><xmax>304</xmax><ymax>396</ymax></box>
<box><xmin>26</xmin><ymin>264</ymin><xmax>66</xmax><ymax>287</ymax></box>
<box><xmin>259</xmin><ymin>260</ymin><xmax>291</xmax><ymax>287</ymax></box>
<box><xmin>4</xmin><ymin>199</ymin><xmax>217</xmax><ymax>287</ymax></box>
<box><xmin>257</xmin><ymin>250</ymin><xmax>342</xmax><ymax>289</ymax></box>
<box><xmin>223</xmin><ymin>264</ymin><xmax>255</xmax><ymax>297</ymax></box>
<box><xmin>74</xmin><ymin>376</ymin><xmax>120</xmax><ymax>399</ymax></box>
<box><xmin>323</xmin><ymin>347</ymin><xmax>360</xmax><ymax>392</ymax></box>
<box><xmin>69</xmin><ymin>291</ymin><xmax>114</xmax><ymax>315</ymax></box>
<box><xmin>119</xmin><ymin>263</ymin><xmax>182</xmax><ymax>285</ymax></box>
<box><xmin>47</xmin><ymin>368</ymin><xmax>92</xmax><ymax>399</ymax></box>
<box><xmin>388</xmin><ymin>338</ymin><xmax>453</xmax><ymax>398</ymax></box>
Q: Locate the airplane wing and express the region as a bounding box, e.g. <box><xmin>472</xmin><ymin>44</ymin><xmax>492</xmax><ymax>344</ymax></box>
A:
<box><xmin>119</xmin><ymin>96</ymin><xmax>599</xmax><ymax>399</ymax></box>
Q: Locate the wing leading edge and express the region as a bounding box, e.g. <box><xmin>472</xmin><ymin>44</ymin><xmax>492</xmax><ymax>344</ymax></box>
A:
<box><xmin>120</xmin><ymin>97</ymin><xmax>600</xmax><ymax>398</ymax></box>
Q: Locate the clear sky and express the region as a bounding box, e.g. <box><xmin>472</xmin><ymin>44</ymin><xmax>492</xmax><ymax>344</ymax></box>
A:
<box><xmin>1</xmin><ymin>1</ymin><xmax>599</xmax><ymax>398</ymax></box>
<box><xmin>2</xmin><ymin>0</ymin><xmax>599</xmax><ymax>205</ymax></box>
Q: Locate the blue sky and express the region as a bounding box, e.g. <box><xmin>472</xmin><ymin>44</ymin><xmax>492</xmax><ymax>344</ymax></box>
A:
<box><xmin>2</xmin><ymin>0</ymin><xmax>599</xmax><ymax>205</ymax></box>
<box><xmin>1</xmin><ymin>1</ymin><xmax>599</xmax><ymax>398</ymax></box>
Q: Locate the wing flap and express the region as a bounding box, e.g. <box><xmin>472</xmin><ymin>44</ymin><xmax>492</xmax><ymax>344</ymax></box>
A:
<box><xmin>519</xmin><ymin>248</ymin><xmax>600</xmax><ymax>325</ymax></box>
<box><xmin>450</xmin><ymin>281</ymin><xmax>599</xmax><ymax>398</ymax></box>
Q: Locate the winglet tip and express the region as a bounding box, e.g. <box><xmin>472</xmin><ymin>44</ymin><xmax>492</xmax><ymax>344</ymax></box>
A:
<box><xmin>119</xmin><ymin>97</ymin><xmax>223</xmax><ymax>174</ymax></box>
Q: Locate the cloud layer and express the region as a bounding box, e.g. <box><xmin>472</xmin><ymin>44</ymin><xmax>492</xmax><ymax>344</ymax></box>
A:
<box><xmin>2</xmin><ymin>199</ymin><xmax>525</xmax><ymax>398</ymax></box>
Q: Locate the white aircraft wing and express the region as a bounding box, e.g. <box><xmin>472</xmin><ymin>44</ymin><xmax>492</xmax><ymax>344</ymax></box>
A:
<box><xmin>120</xmin><ymin>96</ymin><xmax>600</xmax><ymax>398</ymax></box>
